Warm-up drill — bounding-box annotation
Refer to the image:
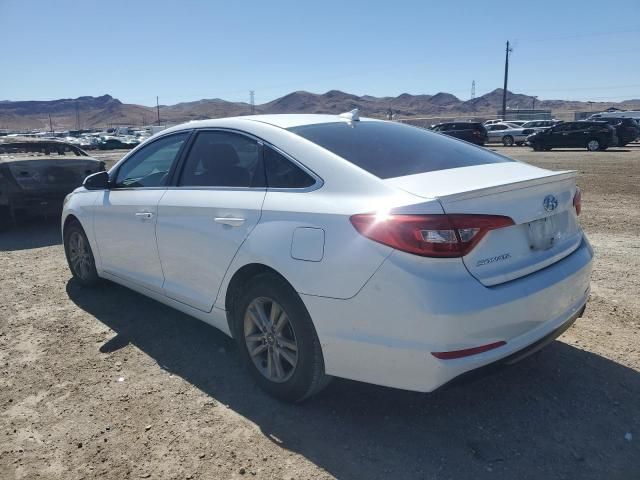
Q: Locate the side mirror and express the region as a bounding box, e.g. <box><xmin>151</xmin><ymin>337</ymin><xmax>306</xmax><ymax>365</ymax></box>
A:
<box><xmin>84</xmin><ymin>171</ymin><xmax>110</xmax><ymax>190</ymax></box>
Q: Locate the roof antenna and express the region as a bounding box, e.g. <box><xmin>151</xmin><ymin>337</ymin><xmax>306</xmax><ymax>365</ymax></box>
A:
<box><xmin>339</xmin><ymin>108</ymin><xmax>360</xmax><ymax>122</ymax></box>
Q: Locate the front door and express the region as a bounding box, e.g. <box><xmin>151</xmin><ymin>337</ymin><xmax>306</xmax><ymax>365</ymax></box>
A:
<box><xmin>156</xmin><ymin>130</ymin><xmax>266</xmax><ymax>312</ymax></box>
<box><xmin>93</xmin><ymin>132</ymin><xmax>190</xmax><ymax>292</ymax></box>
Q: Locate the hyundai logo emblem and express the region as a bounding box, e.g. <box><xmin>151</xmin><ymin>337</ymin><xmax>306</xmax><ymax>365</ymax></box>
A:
<box><xmin>543</xmin><ymin>194</ymin><xmax>558</xmax><ymax>212</ymax></box>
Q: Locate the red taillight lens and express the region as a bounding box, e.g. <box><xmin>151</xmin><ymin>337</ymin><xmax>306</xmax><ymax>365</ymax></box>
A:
<box><xmin>349</xmin><ymin>213</ymin><xmax>514</xmax><ymax>258</ymax></box>
<box><xmin>431</xmin><ymin>341</ymin><xmax>506</xmax><ymax>360</ymax></box>
<box><xmin>573</xmin><ymin>187</ymin><xmax>582</xmax><ymax>216</ymax></box>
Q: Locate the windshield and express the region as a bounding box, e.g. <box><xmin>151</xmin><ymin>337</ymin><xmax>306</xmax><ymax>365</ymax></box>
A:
<box><xmin>288</xmin><ymin>121</ymin><xmax>512</xmax><ymax>179</ymax></box>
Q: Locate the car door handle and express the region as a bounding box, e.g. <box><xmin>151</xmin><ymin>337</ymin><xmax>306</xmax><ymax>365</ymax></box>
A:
<box><xmin>135</xmin><ymin>212</ymin><xmax>154</xmax><ymax>219</ymax></box>
<box><xmin>214</xmin><ymin>217</ymin><xmax>245</xmax><ymax>227</ymax></box>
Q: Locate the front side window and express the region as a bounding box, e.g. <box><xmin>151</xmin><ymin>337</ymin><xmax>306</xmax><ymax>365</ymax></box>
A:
<box><xmin>179</xmin><ymin>130</ymin><xmax>263</xmax><ymax>187</ymax></box>
<box><xmin>288</xmin><ymin>121</ymin><xmax>512</xmax><ymax>179</ymax></box>
<box><xmin>264</xmin><ymin>146</ymin><xmax>315</xmax><ymax>189</ymax></box>
<box><xmin>114</xmin><ymin>132</ymin><xmax>189</xmax><ymax>187</ymax></box>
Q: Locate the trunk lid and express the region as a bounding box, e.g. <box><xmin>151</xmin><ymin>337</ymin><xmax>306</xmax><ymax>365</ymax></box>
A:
<box><xmin>386</xmin><ymin>162</ymin><xmax>583</xmax><ymax>286</ymax></box>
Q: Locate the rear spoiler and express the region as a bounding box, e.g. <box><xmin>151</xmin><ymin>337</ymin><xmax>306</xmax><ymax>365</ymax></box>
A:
<box><xmin>434</xmin><ymin>170</ymin><xmax>577</xmax><ymax>202</ymax></box>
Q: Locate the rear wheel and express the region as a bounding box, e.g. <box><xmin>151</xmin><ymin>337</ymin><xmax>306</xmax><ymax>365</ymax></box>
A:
<box><xmin>63</xmin><ymin>221</ymin><xmax>99</xmax><ymax>286</ymax></box>
<box><xmin>586</xmin><ymin>139</ymin><xmax>600</xmax><ymax>152</ymax></box>
<box><xmin>233</xmin><ymin>273</ymin><xmax>330</xmax><ymax>402</ymax></box>
<box><xmin>502</xmin><ymin>135</ymin><xmax>514</xmax><ymax>147</ymax></box>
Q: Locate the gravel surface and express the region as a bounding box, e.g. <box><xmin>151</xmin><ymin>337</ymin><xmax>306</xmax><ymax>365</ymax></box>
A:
<box><xmin>1</xmin><ymin>145</ymin><xmax>639</xmax><ymax>479</ymax></box>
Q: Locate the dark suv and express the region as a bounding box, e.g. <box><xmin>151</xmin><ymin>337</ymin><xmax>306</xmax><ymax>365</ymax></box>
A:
<box><xmin>527</xmin><ymin>121</ymin><xmax>617</xmax><ymax>152</ymax></box>
<box><xmin>595</xmin><ymin>118</ymin><xmax>640</xmax><ymax>146</ymax></box>
<box><xmin>430</xmin><ymin>122</ymin><xmax>488</xmax><ymax>145</ymax></box>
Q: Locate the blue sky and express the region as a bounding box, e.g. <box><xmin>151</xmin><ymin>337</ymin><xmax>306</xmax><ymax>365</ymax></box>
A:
<box><xmin>1</xmin><ymin>0</ymin><xmax>639</xmax><ymax>106</ymax></box>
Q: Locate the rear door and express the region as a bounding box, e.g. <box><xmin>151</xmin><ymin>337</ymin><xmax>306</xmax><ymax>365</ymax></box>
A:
<box><xmin>155</xmin><ymin>129</ymin><xmax>266</xmax><ymax>312</ymax></box>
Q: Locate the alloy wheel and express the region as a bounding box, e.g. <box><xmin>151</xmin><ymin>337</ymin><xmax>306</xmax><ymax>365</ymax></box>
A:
<box><xmin>244</xmin><ymin>297</ymin><xmax>299</xmax><ymax>383</ymax></box>
<box><xmin>68</xmin><ymin>231</ymin><xmax>92</xmax><ymax>280</ymax></box>
<box><xmin>587</xmin><ymin>140</ymin><xmax>600</xmax><ymax>151</ymax></box>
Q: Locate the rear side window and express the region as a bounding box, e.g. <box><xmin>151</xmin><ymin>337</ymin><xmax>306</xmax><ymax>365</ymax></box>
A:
<box><xmin>288</xmin><ymin>121</ymin><xmax>512</xmax><ymax>179</ymax></box>
<box><xmin>264</xmin><ymin>146</ymin><xmax>315</xmax><ymax>189</ymax></box>
<box><xmin>179</xmin><ymin>130</ymin><xmax>264</xmax><ymax>187</ymax></box>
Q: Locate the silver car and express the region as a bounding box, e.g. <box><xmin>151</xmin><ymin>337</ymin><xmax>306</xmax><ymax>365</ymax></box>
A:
<box><xmin>486</xmin><ymin>123</ymin><xmax>529</xmax><ymax>146</ymax></box>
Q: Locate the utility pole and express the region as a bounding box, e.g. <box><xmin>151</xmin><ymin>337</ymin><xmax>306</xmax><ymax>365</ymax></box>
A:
<box><xmin>48</xmin><ymin>114</ymin><xmax>54</xmax><ymax>135</ymax></box>
<box><xmin>156</xmin><ymin>96</ymin><xmax>161</xmax><ymax>125</ymax></box>
<box><xmin>532</xmin><ymin>95</ymin><xmax>538</xmax><ymax>111</ymax></box>
<box><xmin>471</xmin><ymin>80</ymin><xmax>476</xmax><ymax>100</ymax></box>
<box><xmin>249</xmin><ymin>90</ymin><xmax>255</xmax><ymax>114</ymax></box>
<box><xmin>501</xmin><ymin>41</ymin><xmax>512</xmax><ymax>121</ymax></box>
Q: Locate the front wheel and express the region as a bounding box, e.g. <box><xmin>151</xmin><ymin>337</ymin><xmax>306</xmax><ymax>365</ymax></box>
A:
<box><xmin>586</xmin><ymin>139</ymin><xmax>601</xmax><ymax>152</ymax></box>
<box><xmin>233</xmin><ymin>273</ymin><xmax>330</xmax><ymax>402</ymax></box>
<box><xmin>63</xmin><ymin>221</ymin><xmax>99</xmax><ymax>286</ymax></box>
<box><xmin>533</xmin><ymin>141</ymin><xmax>544</xmax><ymax>151</ymax></box>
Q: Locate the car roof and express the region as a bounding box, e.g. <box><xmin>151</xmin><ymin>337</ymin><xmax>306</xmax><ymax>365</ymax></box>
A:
<box><xmin>168</xmin><ymin>114</ymin><xmax>381</xmax><ymax>132</ymax></box>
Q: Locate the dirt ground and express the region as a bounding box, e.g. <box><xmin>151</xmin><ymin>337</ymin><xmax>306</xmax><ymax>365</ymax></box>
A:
<box><xmin>1</xmin><ymin>144</ymin><xmax>639</xmax><ymax>480</ymax></box>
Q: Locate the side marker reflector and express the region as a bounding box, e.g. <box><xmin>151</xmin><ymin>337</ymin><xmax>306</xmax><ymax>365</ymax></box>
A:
<box><xmin>431</xmin><ymin>341</ymin><xmax>506</xmax><ymax>360</ymax></box>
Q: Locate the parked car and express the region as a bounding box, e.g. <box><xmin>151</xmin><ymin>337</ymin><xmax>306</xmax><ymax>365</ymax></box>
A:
<box><xmin>430</xmin><ymin>122</ymin><xmax>488</xmax><ymax>145</ymax></box>
<box><xmin>594</xmin><ymin>117</ymin><xmax>639</xmax><ymax>146</ymax></box>
<box><xmin>63</xmin><ymin>114</ymin><xmax>592</xmax><ymax>402</ymax></box>
<box><xmin>483</xmin><ymin>119</ymin><xmax>504</xmax><ymax>126</ymax></box>
<box><xmin>98</xmin><ymin>136</ymin><xmax>140</xmax><ymax>150</ymax></box>
<box><xmin>589</xmin><ymin>111</ymin><xmax>640</xmax><ymax>122</ymax></box>
<box><xmin>520</xmin><ymin>120</ymin><xmax>558</xmax><ymax>135</ymax></box>
<box><xmin>0</xmin><ymin>139</ymin><xmax>104</xmax><ymax>229</ymax></box>
<box><xmin>486</xmin><ymin>123</ymin><xmax>528</xmax><ymax>146</ymax></box>
<box><xmin>527</xmin><ymin>121</ymin><xmax>617</xmax><ymax>151</ymax></box>
<box><xmin>505</xmin><ymin>120</ymin><xmax>527</xmax><ymax>127</ymax></box>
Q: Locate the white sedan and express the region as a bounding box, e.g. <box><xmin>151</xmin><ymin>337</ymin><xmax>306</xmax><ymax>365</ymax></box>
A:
<box><xmin>62</xmin><ymin>113</ymin><xmax>593</xmax><ymax>402</ymax></box>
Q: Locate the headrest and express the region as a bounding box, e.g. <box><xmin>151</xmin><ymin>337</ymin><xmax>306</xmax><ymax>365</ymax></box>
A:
<box><xmin>201</xmin><ymin>143</ymin><xmax>239</xmax><ymax>170</ymax></box>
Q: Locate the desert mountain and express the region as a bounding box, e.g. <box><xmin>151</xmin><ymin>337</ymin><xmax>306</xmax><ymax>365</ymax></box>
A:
<box><xmin>1</xmin><ymin>89</ymin><xmax>638</xmax><ymax>130</ymax></box>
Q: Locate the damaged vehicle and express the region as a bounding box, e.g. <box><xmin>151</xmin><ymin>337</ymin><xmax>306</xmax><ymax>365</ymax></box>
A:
<box><xmin>0</xmin><ymin>139</ymin><xmax>104</xmax><ymax>230</ymax></box>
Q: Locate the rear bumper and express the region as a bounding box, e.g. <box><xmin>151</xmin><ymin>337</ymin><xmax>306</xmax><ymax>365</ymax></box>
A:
<box><xmin>438</xmin><ymin>302</ymin><xmax>585</xmax><ymax>390</ymax></box>
<box><xmin>302</xmin><ymin>235</ymin><xmax>593</xmax><ymax>392</ymax></box>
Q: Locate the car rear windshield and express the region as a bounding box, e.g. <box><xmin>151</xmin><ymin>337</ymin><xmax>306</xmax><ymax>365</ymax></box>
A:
<box><xmin>287</xmin><ymin>121</ymin><xmax>511</xmax><ymax>179</ymax></box>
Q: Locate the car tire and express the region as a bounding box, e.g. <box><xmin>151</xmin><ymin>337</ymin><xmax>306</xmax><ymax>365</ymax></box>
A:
<box><xmin>516</xmin><ymin>142</ymin><xmax>524</xmax><ymax>146</ymax></box>
<box><xmin>0</xmin><ymin>205</ymin><xmax>12</xmax><ymax>232</ymax></box>
<box><xmin>502</xmin><ymin>135</ymin><xmax>514</xmax><ymax>147</ymax></box>
<box><xmin>586</xmin><ymin>139</ymin><xmax>601</xmax><ymax>152</ymax></box>
<box><xmin>63</xmin><ymin>220</ymin><xmax>100</xmax><ymax>286</ymax></box>
<box><xmin>233</xmin><ymin>272</ymin><xmax>331</xmax><ymax>402</ymax></box>
<box><xmin>533</xmin><ymin>141</ymin><xmax>544</xmax><ymax>151</ymax></box>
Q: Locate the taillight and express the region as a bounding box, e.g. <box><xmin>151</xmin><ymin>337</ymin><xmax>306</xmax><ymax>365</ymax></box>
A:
<box><xmin>349</xmin><ymin>213</ymin><xmax>514</xmax><ymax>258</ymax></box>
<box><xmin>573</xmin><ymin>187</ymin><xmax>582</xmax><ymax>216</ymax></box>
